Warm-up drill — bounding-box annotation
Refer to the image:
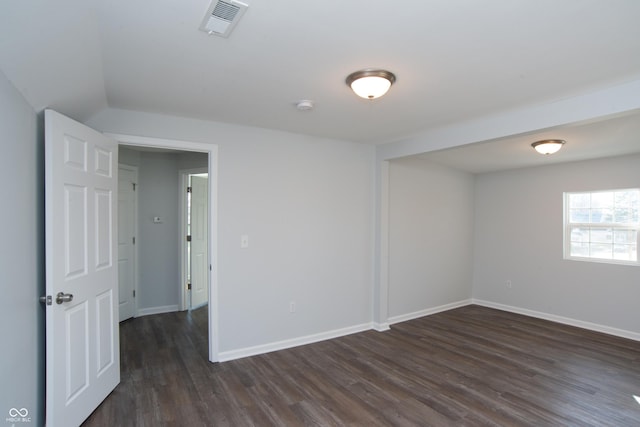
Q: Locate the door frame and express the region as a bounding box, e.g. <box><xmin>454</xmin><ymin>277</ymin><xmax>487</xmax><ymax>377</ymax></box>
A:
<box><xmin>107</xmin><ymin>133</ymin><xmax>219</xmax><ymax>363</ymax></box>
<box><xmin>118</xmin><ymin>163</ymin><xmax>139</xmax><ymax>320</ymax></box>
<box><xmin>179</xmin><ymin>167</ymin><xmax>208</xmax><ymax>311</ymax></box>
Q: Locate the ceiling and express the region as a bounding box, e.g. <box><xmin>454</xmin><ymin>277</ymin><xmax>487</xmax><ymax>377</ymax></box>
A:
<box><xmin>418</xmin><ymin>111</ymin><xmax>640</xmax><ymax>174</ymax></box>
<box><xmin>1</xmin><ymin>0</ymin><xmax>640</xmax><ymax>161</ymax></box>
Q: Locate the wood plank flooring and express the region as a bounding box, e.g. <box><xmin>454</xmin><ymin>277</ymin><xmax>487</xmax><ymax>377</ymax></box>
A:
<box><xmin>82</xmin><ymin>305</ymin><xmax>640</xmax><ymax>426</ymax></box>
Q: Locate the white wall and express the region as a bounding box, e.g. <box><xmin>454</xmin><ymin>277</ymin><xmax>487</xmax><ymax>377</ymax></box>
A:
<box><xmin>473</xmin><ymin>154</ymin><xmax>640</xmax><ymax>334</ymax></box>
<box><xmin>119</xmin><ymin>145</ymin><xmax>141</xmax><ymax>166</ymax></box>
<box><xmin>388</xmin><ymin>157</ymin><xmax>474</xmax><ymax>320</ymax></box>
<box><xmin>86</xmin><ymin>108</ymin><xmax>375</xmax><ymax>353</ymax></box>
<box><xmin>0</xmin><ymin>71</ymin><xmax>44</xmax><ymax>425</ymax></box>
<box><xmin>137</xmin><ymin>152</ymin><xmax>181</xmax><ymax>310</ymax></box>
<box><xmin>177</xmin><ymin>151</ymin><xmax>208</xmax><ymax>169</ymax></box>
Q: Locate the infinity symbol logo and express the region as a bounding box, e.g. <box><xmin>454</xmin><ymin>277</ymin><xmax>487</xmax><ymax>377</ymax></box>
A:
<box><xmin>9</xmin><ymin>408</ymin><xmax>29</xmax><ymax>417</ymax></box>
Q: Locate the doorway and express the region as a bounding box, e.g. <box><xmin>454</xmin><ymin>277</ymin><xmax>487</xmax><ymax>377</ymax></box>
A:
<box><xmin>111</xmin><ymin>133</ymin><xmax>219</xmax><ymax>363</ymax></box>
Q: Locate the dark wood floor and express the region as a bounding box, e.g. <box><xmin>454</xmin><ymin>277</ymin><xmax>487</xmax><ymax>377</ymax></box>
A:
<box><xmin>82</xmin><ymin>305</ymin><xmax>640</xmax><ymax>426</ymax></box>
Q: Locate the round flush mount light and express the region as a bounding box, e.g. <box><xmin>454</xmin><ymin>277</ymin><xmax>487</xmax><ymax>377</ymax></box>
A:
<box><xmin>531</xmin><ymin>139</ymin><xmax>566</xmax><ymax>155</ymax></box>
<box><xmin>346</xmin><ymin>69</ymin><xmax>396</xmax><ymax>99</ymax></box>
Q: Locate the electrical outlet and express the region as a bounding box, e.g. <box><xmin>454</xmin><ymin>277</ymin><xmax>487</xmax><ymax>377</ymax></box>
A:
<box><xmin>289</xmin><ymin>301</ymin><xmax>296</xmax><ymax>313</ymax></box>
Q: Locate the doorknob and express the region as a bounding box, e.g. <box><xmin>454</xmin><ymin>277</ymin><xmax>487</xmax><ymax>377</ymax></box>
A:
<box><xmin>56</xmin><ymin>292</ymin><xmax>74</xmax><ymax>304</ymax></box>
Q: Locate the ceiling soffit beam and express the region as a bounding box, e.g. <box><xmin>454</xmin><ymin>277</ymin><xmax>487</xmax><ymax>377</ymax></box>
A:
<box><xmin>377</xmin><ymin>78</ymin><xmax>640</xmax><ymax>161</ymax></box>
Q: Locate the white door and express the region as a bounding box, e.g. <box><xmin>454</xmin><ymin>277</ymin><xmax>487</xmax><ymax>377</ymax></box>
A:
<box><xmin>44</xmin><ymin>110</ymin><xmax>120</xmax><ymax>426</ymax></box>
<box><xmin>118</xmin><ymin>165</ymin><xmax>137</xmax><ymax>321</ymax></box>
<box><xmin>190</xmin><ymin>175</ymin><xmax>209</xmax><ymax>309</ymax></box>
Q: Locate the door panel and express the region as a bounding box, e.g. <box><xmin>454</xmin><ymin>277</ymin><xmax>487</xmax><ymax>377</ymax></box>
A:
<box><xmin>96</xmin><ymin>289</ymin><xmax>115</xmax><ymax>374</ymax></box>
<box><xmin>65</xmin><ymin>301</ymin><xmax>89</xmax><ymax>401</ymax></box>
<box><xmin>45</xmin><ymin>110</ymin><xmax>120</xmax><ymax>427</ymax></box>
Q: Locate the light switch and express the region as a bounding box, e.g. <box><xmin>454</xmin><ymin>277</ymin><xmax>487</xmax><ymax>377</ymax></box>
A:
<box><xmin>240</xmin><ymin>235</ymin><xmax>249</xmax><ymax>248</ymax></box>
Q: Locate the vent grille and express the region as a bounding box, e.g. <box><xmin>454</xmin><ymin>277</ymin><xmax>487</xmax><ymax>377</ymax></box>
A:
<box><xmin>199</xmin><ymin>0</ymin><xmax>248</xmax><ymax>38</ymax></box>
<box><xmin>212</xmin><ymin>1</ymin><xmax>240</xmax><ymax>22</ymax></box>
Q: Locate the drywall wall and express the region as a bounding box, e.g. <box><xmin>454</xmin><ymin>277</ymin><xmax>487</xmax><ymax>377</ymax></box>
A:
<box><xmin>388</xmin><ymin>157</ymin><xmax>475</xmax><ymax>319</ymax></box>
<box><xmin>119</xmin><ymin>145</ymin><xmax>141</xmax><ymax>166</ymax></box>
<box><xmin>137</xmin><ymin>152</ymin><xmax>181</xmax><ymax>310</ymax></box>
<box><xmin>473</xmin><ymin>154</ymin><xmax>640</xmax><ymax>333</ymax></box>
<box><xmin>178</xmin><ymin>151</ymin><xmax>208</xmax><ymax>169</ymax></box>
<box><xmin>86</xmin><ymin>108</ymin><xmax>375</xmax><ymax>353</ymax></box>
<box><xmin>0</xmin><ymin>71</ymin><xmax>44</xmax><ymax>425</ymax></box>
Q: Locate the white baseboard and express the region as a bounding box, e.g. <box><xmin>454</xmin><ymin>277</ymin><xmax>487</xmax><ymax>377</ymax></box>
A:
<box><xmin>218</xmin><ymin>322</ymin><xmax>374</xmax><ymax>362</ymax></box>
<box><xmin>136</xmin><ymin>305</ymin><xmax>180</xmax><ymax>317</ymax></box>
<box><xmin>472</xmin><ymin>299</ymin><xmax>640</xmax><ymax>342</ymax></box>
<box><xmin>387</xmin><ymin>299</ymin><xmax>472</xmax><ymax>325</ymax></box>
<box><xmin>372</xmin><ymin>322</ymin><xmax>390</xmax><ymax>332</ymax></box>
<box><xmin>218</xmin><ymin>297</ymin><xmax>639</xmax><ymax>363</ymax></box>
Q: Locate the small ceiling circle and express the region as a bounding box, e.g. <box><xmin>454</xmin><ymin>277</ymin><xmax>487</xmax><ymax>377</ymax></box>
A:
<box><xmin>296</xmin><ymin>100</ymin><xmax>314</xmax><ymax>111</ymax></box>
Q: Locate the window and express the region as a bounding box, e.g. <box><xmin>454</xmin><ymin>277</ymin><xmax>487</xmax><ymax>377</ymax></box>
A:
<box><xmin>564</xmin><ymin>189</ymin><xmax>639</xmax><ymax>265</ymax></box>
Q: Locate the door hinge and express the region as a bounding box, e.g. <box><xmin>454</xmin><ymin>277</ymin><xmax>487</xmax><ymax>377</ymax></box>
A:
<box><xmin>187</xmin><ymin>186</ymin><xmax>192</xmax><ymax>193</ymax></box>
<box><xmin>187</xmin><ymin>282</ymin><xmax>192</xmax><ymax>290</ymax></box>
<box><xmin>133</xmin><ymin>290</ymin><xmax>136</xmax><ymax>298</ymax></box>
<box><xmin>186</xmin><ymin>235</ymin><xmax>191</xmax><ymax>242</ymax></box>
<box><xmin>132</xmin><ymin>236</ymin><xmax>136</xmax><ymax>245</ymax></box>
<box><xmin>133</xmin><ymin>183</ymin><xmax>137</xmax><ymax>191</ymax></box>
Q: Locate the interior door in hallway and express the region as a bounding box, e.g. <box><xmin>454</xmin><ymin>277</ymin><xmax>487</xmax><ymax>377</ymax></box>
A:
<box><xmin>118</xmin><ymin>165</ymin><xmax>137</xmax><ymax>321</ymax></box>
<box><xmin>190</xmin><ymin>174</ymin><xmax>209</xmax><ymax>309</ymax></box>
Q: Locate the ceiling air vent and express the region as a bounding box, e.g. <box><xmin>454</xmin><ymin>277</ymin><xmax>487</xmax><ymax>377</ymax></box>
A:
<box><xmin>199</xmin><ymin>0</ymin><xmax>249</xmax><ymax>38</ymax></box>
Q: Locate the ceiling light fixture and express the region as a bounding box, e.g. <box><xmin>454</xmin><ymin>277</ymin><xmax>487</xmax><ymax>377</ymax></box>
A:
<box><xmin>531</xmin><ymin>139</ymin><xmax>565</xmax><ymax>155</ymax></box>
<box><xmin>346</xmin><ymin>69</ymin><xmax>396</xmax><ymax>99</ymax></box>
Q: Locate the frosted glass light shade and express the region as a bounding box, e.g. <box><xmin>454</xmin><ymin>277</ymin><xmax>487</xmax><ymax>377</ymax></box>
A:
<box><xmin>350</xmin><ymin>76</ymin><xmax>392</xmax><ymax>99</ymax></box>
<box><xmin>532</xmin><ymin>139</ymin><xmax>565</xmax><ymax>155</ymax></box>
<box><xmin>346</xmin><ymin>69</ymin><xmax>396</xmax><ymax>99</ymax></box>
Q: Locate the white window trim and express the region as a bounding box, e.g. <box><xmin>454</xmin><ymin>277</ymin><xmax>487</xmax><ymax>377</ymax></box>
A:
<box><xmin>563</xmin><ymin>189</ymin><xmax>640</xmax><ymax>267</ymax></box>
